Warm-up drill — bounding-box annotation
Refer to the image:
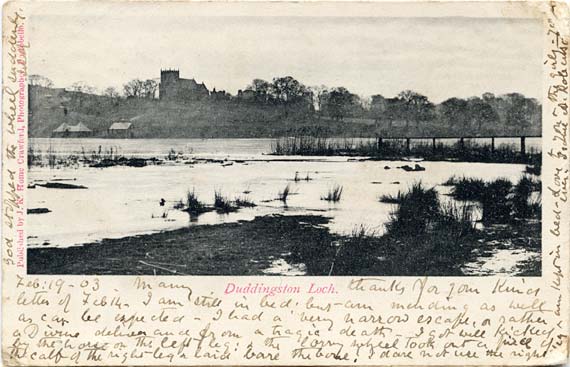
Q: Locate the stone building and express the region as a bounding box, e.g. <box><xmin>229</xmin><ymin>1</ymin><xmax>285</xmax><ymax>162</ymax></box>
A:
<box><xmin>159</xmin><ymin>69</ymin><xmax>209</xmax><ymax>101</ymax></box>
<box><xmin>210</xmin><ymin>88</ymin><xmax>230</xmax><ymax>101</ymax></box>
<box><xmin>108</xmin><ymin>121</ymin><xmax>134</xmax><ymax>138</ymax></box>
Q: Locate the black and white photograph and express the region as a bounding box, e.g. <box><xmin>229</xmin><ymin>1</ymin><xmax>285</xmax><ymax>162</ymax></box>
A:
<box><xmin>26</xmin><ymin>5</ymin><xmax>542</xmax><ymax>276</ymax></box>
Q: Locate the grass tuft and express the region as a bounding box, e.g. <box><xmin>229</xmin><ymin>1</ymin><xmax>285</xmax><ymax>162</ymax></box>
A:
<box><xmin>450</xmin><ymin>177</ymin><xmax>486</xmax><ymax>201</ymax></box>
<box><xmin>321</xmin><ymin>185</ymin><xmax>343</xmax><ymax>202</ymax></box>
<box><xmin>386</xmin><ymin>182</ymin><xmax>440</xmax><ymax>235</ymax></box>
<box><xmin>378</xmin><ymin>191</ymin><xmax>404</xmax><ymax>204</ymax></box>
<box><xmin>214</xmin><ymin>191</ymin><xmax>236</xmax><ymax>213</ymax></box>
<box><xmin>278</xmin><ymin>184</ymin><xmax>291</xmax><ymax>203</ymax></box>
<box><xmin>234</xmin><ymin>196</ymin><xmax>256</xmax><ymax>208</ymax></box>
<box><xmin>185</xmin><ymin>189</ymin><xmax>207</xmax><ymax>214</ymax></box>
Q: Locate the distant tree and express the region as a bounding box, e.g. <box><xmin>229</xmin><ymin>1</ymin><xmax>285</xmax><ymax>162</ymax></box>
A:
<box><xmin>123</xmin><ymin>79</ymin><xmax>145</xmax><ymax>98</ymax></box>
<box><xmin>270</xmin><ymin>76</ymin><xmax>309</xmax><ymax>104</ymax></box>
<box><xmin>467</xmin><ymin>98</ymin><xmax>499</xmax><ymax>131</ymax></box>
<box><xmin>142</xmin><ymin>79</ymin><xmax>158</xmax><ymax>99</ymax></box>
<box><xmin>67</xmin><ymin>81</ymin><xmax>96</xmax><ymax>108</ymax></box>
<box><xmin>69</xmin><ymin>81</ymin><xmax>96</xmax><ymax>94</ymax></box>
<box><xmin>502</xmin><ymin>93</ymin><xmax>537</xmax><ymax>135</ymax></box>
<box><xmin>29</xmin><ymin>74</ymin><xmax>54</xmax><ymax>88</ymax></box>
<box><xmin>397</xmin><ymin>90</ymin><xmax>434</xmax><ymax>127</ymax></box>
<box><xmin>247</xmin><ymin>79</ymin><xmax>271</xmax><ymax>103</ymax></box>
<box><xmin>482</xmin><ymin>92</ymin><xmax>496</xmax><ymax>102</ymax></box>
<box><xmin>325</xmin><ymin>87</ymin><xmax>358</xmax><ymax>121</ymax></box>
<box><xmin>103</xmin><ymin>87</ymin><xmax>120</xmax><ymax>99</ymax></box>
<box><xmin>440</xmin><ymin>97</ymin><xmax>469</xmax><ymax>131</ymax></box>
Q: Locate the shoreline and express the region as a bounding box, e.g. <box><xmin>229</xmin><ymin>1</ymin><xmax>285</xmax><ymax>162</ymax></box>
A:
<box><xmin>27</xmin><ymin>214</ymin><xmax>541</xmax><ymax>277</ymax></box>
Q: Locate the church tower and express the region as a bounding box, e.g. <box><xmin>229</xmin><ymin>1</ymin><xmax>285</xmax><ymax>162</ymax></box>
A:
<box><xmin>159</xmin><ymin>69</ymin><xmax>180</xmax><ymax>100</ymax></box>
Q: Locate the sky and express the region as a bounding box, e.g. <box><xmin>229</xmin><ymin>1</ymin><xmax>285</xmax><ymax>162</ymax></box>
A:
<box><xmin>28</xmin><ymin>3</ymin><xmax>543</xmax><ymax>103</ymax></box>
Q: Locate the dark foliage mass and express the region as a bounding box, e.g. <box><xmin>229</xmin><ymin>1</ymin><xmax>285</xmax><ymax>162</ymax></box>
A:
<box><xmin>29</xmin><ymin>74</ymin><xmax>540</xmax><ymax>138</ymax></box>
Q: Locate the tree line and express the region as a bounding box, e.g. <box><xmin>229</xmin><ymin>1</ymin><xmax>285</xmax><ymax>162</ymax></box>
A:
<box><xmin>29</xmin><ymin>74</ymin><xmax>541</xmax><ymax>135</ymax></box>
<box><xmin>239</xmin><ymin>77</ymin><xmax>541</xmax><ymax>135</ymax></box>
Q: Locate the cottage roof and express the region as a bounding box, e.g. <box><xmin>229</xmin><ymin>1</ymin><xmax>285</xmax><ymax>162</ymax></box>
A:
<box><xmin>109</xmin><ymin>122</ymin><xmax>132</xmax><ymax>130</ymax></box>
<box><xmin>53</xmin><ymin>122</ymin><xmax>91</xmax><ymax>133</ymax></box>
<box><xmin>69</xmin><ymin>122</ymin><xmax>92</xmax><ymax>132</ymax></box>
<box><xmin>53</xmin><ymin>123</ymin><xmax>70</xmax><ymax>132</ymax></box>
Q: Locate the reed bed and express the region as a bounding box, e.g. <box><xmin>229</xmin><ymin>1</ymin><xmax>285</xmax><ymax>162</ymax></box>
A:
<box><xmin>271</xmin><ymin>136</ymin><xmax>540</xmax><ymax>164</ymax></box>
<box><xmin>445</xmin><ymin>175</ymin><xmax>541</xmax><ymax>224</ymax></box>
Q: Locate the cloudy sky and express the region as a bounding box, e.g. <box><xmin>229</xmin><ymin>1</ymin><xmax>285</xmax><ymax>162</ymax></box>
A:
<box><xmin>28</xmin><ymin>2</ymin><xmax>543</xmax><ymax>103</ymax></box>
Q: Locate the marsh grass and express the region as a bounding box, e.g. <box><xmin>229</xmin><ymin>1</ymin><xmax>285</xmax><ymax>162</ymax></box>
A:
<box><xmin>27</xmin><ymin>144</ymin><xmax>154</xmax><ymax>169</ymax></box>
<box><xmin>529</xmin><ymin>195</ymin><xmax>542</xmax><ymax>220</ymax></box>
<box><xmin>445</xmin><ymin>175</ymin><xmax>542</xmax><ymax>224</ymax></box>
<box><xmin>386</xmin><ymin>182</ymin><xmax>440</xmax><ymax>235</ymax></box>
<box><xmin>329</xmin><ymin>225</ymin><xmax>378</xmax><ymax>275</ymax></box>
<box><xmin>185</xmin><ymin>189</ymin><xmax>207</xmax><ymax>214</ymax></box>
<box><xmin>525</xmin><ymin>155</ymin><xmax>542</xmax><ymax>176</ymax></box>
<box><xmin>441</xmin><ymin>175</ymin><xmax>459</xmax><ymax>186</ymax></box>
<box><xmin>278</xmin><ymin>184</ymin><xmax>291</xmax><ymax>203</ymax></box>
<box><xmin>437</xmin><ymin>202</ymin><xmax>477</xmax><ymax>240</ymax></box>
<box><xmin>271</xmin><ymin>136</ymin><xmax>539</xmax><ymax>164</ymax></box>
<box><xmin>321</xmin><ymin>185</ymin><xmax>343</xmax><ymax>202</ymax></box>
<box><xmin>512</xmin><ymin>175</ymin><xmax>541</xmax><ymax>220</ymax></box>
<box><xmin>480</xmin><ymin>178</ymin><xmax>513</xmax><ymax>224</ymax></box>
<box><xmin>214</xmin><ymin>191</ymin><xmax>236</xmax><ymax>213</ymax></box>
<box><xmin>294</xmin><ymin>177</ymin><xmax>540</xmax><ymax>276</ymax></box>
<box><xmin>450</xmin><ymin>177</ymin><xmax>486</xmax><ymax>201</ymax></box>
<box><xmin>378</xmin><ymin>191</ymin><xmax>404</xmax><ymax>204</ymax></box>
<box><xmin>234</xmin><ymin>196</ymin><xmax>256</xmax><ymax>208</ymax></box>
<box><xmin>28</xmin><ymin>146</ymin><xmax>42</xmax><ymax>167</ymax></box>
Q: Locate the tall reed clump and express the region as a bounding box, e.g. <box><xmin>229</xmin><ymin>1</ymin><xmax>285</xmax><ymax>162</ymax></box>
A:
<box><xmin>386</xmin><ymin>182</ymin><xmax>441</xmax><ymax>235</ymax></box>
<box><xmin>329</xmin><ymin>226</ymin><xmax>378</xmax><ymax>275</ymax></box>
<box><xmin>480</xmin><ymin>178</ymin><xmax>512</xmax><ymax>224</ymax></box>
<box><xmin>321</xmin><ymin>185</ymin><xmax>343</xmax><ymax>202</ymax></box>
<box><xmin>214</xmin><ymin>191</ymin><xmax>236</xmax><ymax>213</ymax></box>
<box><xmin>28</xmin><ymin>146</ymin><xmax>42</xmax><ymax>167</ymax></box>
<box><xmin>185</xmin><ymin>189</ymin><xmax>207</xmax><ymax>214</ymax></box>
<box><xmin>378</xmin><ymin>191</ymin><xmax>404</xmax><ymax>204</ymax></box>
<box><xmin>449</xmin><ymin>177</ymin><xmax>486</xmax><ymax>201</ymax></box>
<box><xmin>385</xmin><ymin>182</ymin><xmax>477</xmax><ymax>273</ymax></box>
<box><xmin>512</xmin><ymin>175</ymin><xmax>542</xmax><ymax>220</ymax></box>
<box><xmin>278</xmin><ymin>184</ymin><xmax>291</xmax><ymax>203</ymax></box>
<box><xmin>47</xmin><ymin>145</ymin><xmax>57</xmax><ymax>169</ymax></box>
<box><xmin>438</xmin><ymin>202</ymin><xmax>476</xmax><ymax>241</ymax></box>
<box><xmin>447</xmin><ymin>175</ymin><xmax>541</xmax><ymax>224</ymax></box>
<box><xmin>525</xmin><ymin>154</ymin><xmax>542</xmax><ymax>176</ymax></box>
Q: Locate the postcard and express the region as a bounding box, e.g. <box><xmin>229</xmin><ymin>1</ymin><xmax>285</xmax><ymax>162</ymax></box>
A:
<box><xmin>2</xmin><ymin>1</ymin><xmax>569</xmax><ymax>365</ymax></box>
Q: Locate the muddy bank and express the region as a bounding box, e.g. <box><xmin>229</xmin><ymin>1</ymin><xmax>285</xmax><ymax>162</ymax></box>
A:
<box><xmin>27</xmin><ymin>215</ymin><xmax>540</xmax><ymax>276</ymax></box>
<box><xmin>27</xmin><ymin>215</ymin><xmax>332</xmax><ymax>275</ymax></box>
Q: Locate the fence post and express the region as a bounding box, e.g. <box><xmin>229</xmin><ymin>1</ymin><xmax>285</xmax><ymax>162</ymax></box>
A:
<box><xmin>432</xmin><ymin>138</ymin><xmax>436</xmax><ymax>154</ymax></box>
<box><xmin>377</xmin><ymin>137</ymin><xmax>383</xmax><ymax>151</ymax></box>
<box><xmin>491</xmin><ymin>137</ymin><xmax>495</xmax><ymax>153</ymax></box>
<box><xmin>406</xmin><ymin>138</ymin><xmax>411</xmax><ymax>153</ymax></box>
<box><xmin>521</xmin><ymin>136</ymin><xmax>526</xmax><ymax>155</ymax></box>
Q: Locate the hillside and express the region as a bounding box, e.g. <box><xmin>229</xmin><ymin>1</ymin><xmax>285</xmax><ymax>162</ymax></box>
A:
<box><xmin>28</xmin><ymin>85</ymin><xmax>541</xmax><ymax>139</ymax></box>
<box><xmin>29</xmin><ymin>85</ymin><xmax>374</xmax><ymax>138</ymax></box>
